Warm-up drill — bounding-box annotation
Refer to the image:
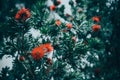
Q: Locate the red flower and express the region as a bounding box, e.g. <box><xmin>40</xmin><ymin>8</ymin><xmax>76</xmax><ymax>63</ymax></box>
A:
<box><xmin>55</xmin><ymin>20</ymin><xmax>61</xmax><ymax>26</ymax></box>
<box><xmin>50</xmin><ymin>5</ymin><xmax>56</xmax><ymax>11</ymax></box>
<box><xmin>92</xmin><ymin>16</ymin><xmax>100</xmax><ymax>22</ymax></box>
<box><xmin>31</xmin><ymin>46</ymin><xmax>45</xmax><ymax>60</ymax></box>
<box><xmin>44</xmin><ymin>43</ymin><xmax>54</xmax><ymax>53</ymax></box>
<box><xmin>31</xmin><ymin>43</ymin><xmax>54</xmax><ymax>60</ymax></box>
<box><xmin>92</xmin><ymin>24</ymin><xmax>101</xmax><ymax>32</ymax></box>
<box><xmin>15</xmin><ymin>8</ymin><xmax>31</xmax><ymax>21</ymax></box>
<box><xmin>66</xmin><ymin>23</ymin><xmax>72</xmax><ymax>29</ymax></box>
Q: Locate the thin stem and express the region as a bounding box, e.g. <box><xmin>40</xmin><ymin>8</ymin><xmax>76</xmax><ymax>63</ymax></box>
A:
<box><xmin>21</xmin><ymin>61</ymin><xmax>36</xmax><ymax>80</ymax></box>
<box><xmin>17</xmin><ymin>35</ymin><xmax>20</xmax><ymax>54</ymax></box>
<box><xmin>22</xmin><ymin>28</ymin><xmax>24</xmax><ymax>54</ymax></box>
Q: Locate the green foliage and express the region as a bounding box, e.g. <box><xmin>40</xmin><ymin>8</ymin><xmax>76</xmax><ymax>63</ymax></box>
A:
<box><xmin>0</xmin><ymin>0</ymin><xmax>120</xmax><ymax>80</ymax></box>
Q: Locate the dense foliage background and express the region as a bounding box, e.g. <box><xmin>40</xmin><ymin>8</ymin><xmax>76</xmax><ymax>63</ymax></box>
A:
<box><xmin>0</xmin><ymin>0</ymin><xmax>120</xmax><ymax>80</ymax></box>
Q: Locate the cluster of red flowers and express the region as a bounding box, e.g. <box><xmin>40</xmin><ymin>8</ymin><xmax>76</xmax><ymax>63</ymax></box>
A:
<box><xmin>92</xmin><ymin>16</ymin><xmax>101</xmax><ymax>32</ymax></box>
<box><xmin>15</xmin><ymin>8</ymin><xmax>31</xmax><ymax>21</ymax></box>
<box><xmin>55</xmin><ymin>20</ymin><xmax>73</xmax><ymax>29</ymax></box>
<box><xmin>50</xmin><ymin>0</ymin><xmax>73</xmax><ymax>30</ymax></box>
<box><xmin>31</xmin><ymin>43</ymin><xmax>54</xmax><ymax>60</ymax></box>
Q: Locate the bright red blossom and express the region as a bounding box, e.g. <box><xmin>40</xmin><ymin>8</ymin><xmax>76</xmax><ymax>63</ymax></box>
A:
<box><xmin>66</xmin><ymin>23</ymin><xmax>72</xmax><ymax>29</ymax></box>
<box><xmin>15</xmin><ymin>8</ymin><xmax>31</xmax><ymax>21</ymax></box>
<box><xmin>55</xmin><ymin>20</ymin><xmax>61</xmax><ymax>26</ymax></box>
<box><xmin>50</xmin><ymin>5</ymin><xmax>56</xmax><ymax>11</ymax></box>
<box><xmin>92</xmin><ymin>16</ymin><xmax>100</xmax><ymax>22</ymax></box>
<box><xmin>31</xmin><ymin>46</ymin><xmax>45</xmax><ymax>60</ymax></box>
<box><xmin>31</xmin><ymin>43</ymin><xmax>54</xmax><ymax>60</ymax></box>
<box><xmin>92</xmin><ymin>24</ymin><xmax>101</xmax><ymax>32</ymax></box>
<box><xmin>44</xmin><ymin>43</ymin><xmax>54</xmax><ymax>53</ymax></box>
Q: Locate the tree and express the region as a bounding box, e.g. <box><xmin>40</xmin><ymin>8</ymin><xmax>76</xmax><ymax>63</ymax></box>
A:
<box><xmin>0</xmin><ymin>0</ymin><xmax>120</xmax><ymax>80</ymax></box>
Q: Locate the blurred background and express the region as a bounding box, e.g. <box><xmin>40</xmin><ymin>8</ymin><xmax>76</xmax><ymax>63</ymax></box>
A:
<box><xmin>0</xmin><ymin>0</ymin><xmax>120</xmax><ymax>80</ymax></box>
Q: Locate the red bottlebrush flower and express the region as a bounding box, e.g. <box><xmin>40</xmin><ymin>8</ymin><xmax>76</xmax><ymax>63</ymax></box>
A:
<box><xmin>31</xmin><ymin>43</ymin><xmax>53</xmax><ymax>60</ymax></box>
<box><xmin>50</xmin><ymin>5</ymin><xmax>56</xmax><ymax>11</ymax></box>
<box><xmin>31</xmin><ymin>46</ymin><xmax>45</xmax><ymax>60</ymax></box>
<box><xmin>66</xmin><ymin>23</ymin><xmax>72</xmax><ymax>29</ymax></box>
<box><xmin>55</xmin><ymin>20</ymin><xmax>61</xmax><ymax>26</ymax></box>
<box><xmin>19</xmin><ymin>56</ymin><xmax>25</xmax><ymax>61</ymax></box>
<box><xmin>92</xmin><ymin>24</ymin><xmax>101</xmax><ymax>32</ymax></box>
<box><xmin>15</xmin><ymin>8</ymin><xmax>31</xmax><ymax>21</ymax></box>
<box><xmin>44</xmin><ymin>43</ymin><xmax>54</xmax><ymax>53</ymax></box>
<box><xmin>72</xmin><ymin>36</ymin><xmax>77</xmax><ymax>42</ymax></box>
<box><xmin>92</xmin><ymin>16</ymin><xmax>100</xmax><ymax>22</ymax></box>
